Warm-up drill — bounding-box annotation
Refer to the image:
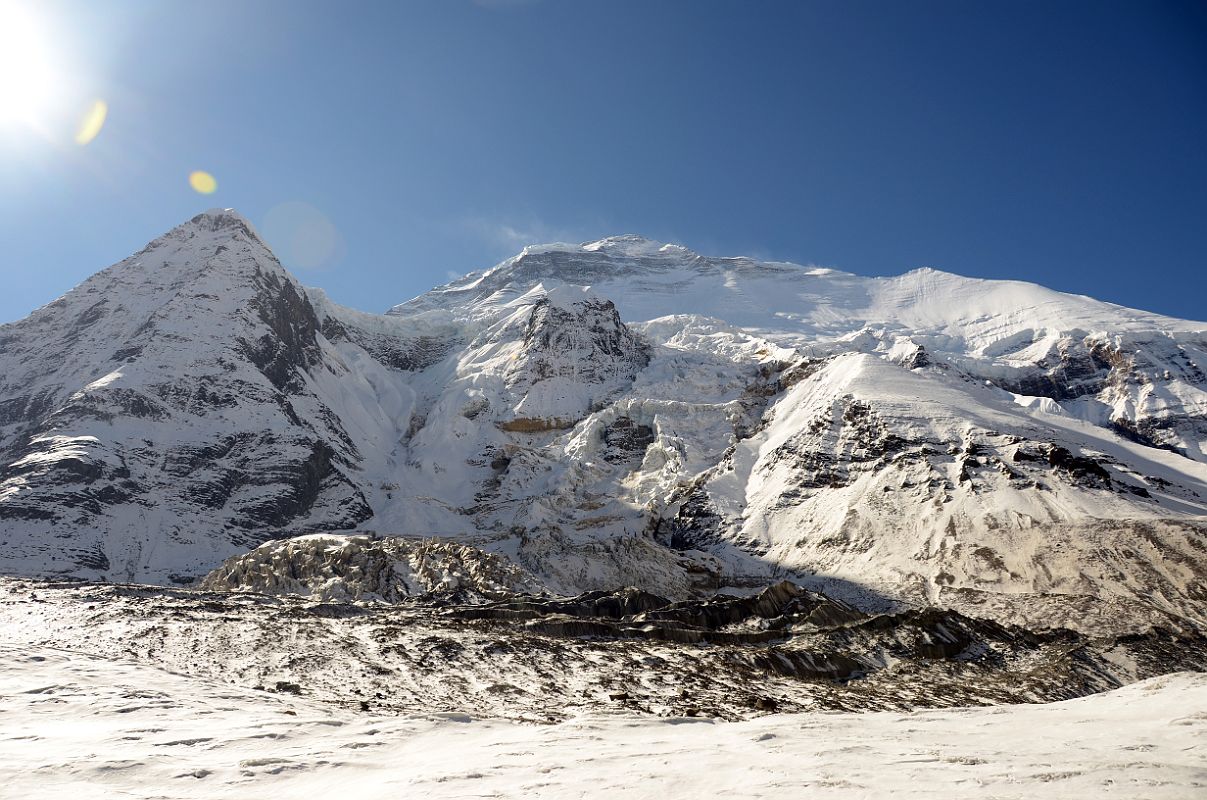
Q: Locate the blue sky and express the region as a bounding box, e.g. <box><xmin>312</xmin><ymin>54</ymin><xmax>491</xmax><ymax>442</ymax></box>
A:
<box><xmin>0</xmin><ymin>0</ymin><xmax>1204</xmax><ymax>323</ymax></box>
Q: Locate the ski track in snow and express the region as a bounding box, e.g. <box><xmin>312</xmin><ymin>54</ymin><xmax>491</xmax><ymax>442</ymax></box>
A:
<box><xmin>2</xmin><ymin>645</ymin><xmax>1205</xmax><ymax>799</ymax></box>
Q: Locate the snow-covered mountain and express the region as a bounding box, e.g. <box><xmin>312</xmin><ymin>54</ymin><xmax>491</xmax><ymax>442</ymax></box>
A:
<box><xmin>2</xmin><ymin>210</ymin><xmax>1205</xmax><ymax>633</ymax></box>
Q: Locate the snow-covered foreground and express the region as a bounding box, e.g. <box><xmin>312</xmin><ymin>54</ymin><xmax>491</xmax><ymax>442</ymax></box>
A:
<box><xmin>3</xmin><ymin>646</ymin><xmax>1204</xmax><ymax>799</ymax></box>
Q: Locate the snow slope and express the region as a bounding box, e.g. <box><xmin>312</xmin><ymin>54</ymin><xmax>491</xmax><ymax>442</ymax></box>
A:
<box><xmin>384</xmin><ymin>234</ymin><xmax>1207</xmax><ymax>628</ymax></box>
<box><xmin>0</xmin><ymin>211</ymin><xmax>383</xmax><ymax>581</ymax></box>
<box><xmin>395</xmin><ymin>234</ymin><xmax>1207</xmax><ymax>459</ymax></box>
<box><xmin>2</xmin><ymin>644</ymin><xmax>1204</xmax><ymax>799</ymax></box>
<box><xmin>1</xmin><ymin>216</ymin><xmax>1205</xmax><ymax>632</ymax></box>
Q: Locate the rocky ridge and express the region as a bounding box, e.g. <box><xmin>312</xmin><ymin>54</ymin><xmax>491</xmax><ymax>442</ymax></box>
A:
<box><xmin>6</xmin><ymin>577</ymin><xmax>1204</xmax><ymax>722</ymax></box>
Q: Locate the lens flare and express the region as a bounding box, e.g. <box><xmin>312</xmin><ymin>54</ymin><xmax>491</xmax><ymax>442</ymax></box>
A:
<box><xmin>261</xmin><ymin>201</ymin><xmax>341</xmax><ymax>270</ymax></box>
<box><xmin>189</xmin><ymin>171</ymin><xmax>218</xmax><ymax>194</ymax></box>
<box><xmin>74</xmin><ymin>99</ymin><xmax>107</xmax><ymax>145</ymax></box>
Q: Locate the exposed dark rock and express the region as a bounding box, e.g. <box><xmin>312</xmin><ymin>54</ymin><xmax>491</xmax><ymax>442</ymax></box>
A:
<box><xmin>1111</xmin><ymin>417</ymin><xmax>1188</xmax><ymax>456</ymax></box>
<box><xmin>655</xmin><ymin>483</ymin><xmax>727</xmax><ymax>551</ymax></box>
<box><xmin>987</xmin><ymin>337</ymin><xmax>1113</xmax><ymax>401</ymax></box>
<box><xmin>452</xmin><ymin>586</ymin><xmax>673</xmax><ymax>623</ymax></box>
<box><xmin>601</xmin><ymin>416</ymin><xmax>655</xmax><ymax>463</ymax></box>
<box><xmin>903</xmin><ymin>346</ymin><xmax>930</xmax><ymax>369</ymax></box>
<box><xmin>242</xmin><ymin>269</ymin><xmax>324</xmax><ymax>392</ymax></box>
<box><xmin>500</xmin><ymin>295</ymin><xmax>651</xmax><ymax>431</ymax></box>
<box><xmin>761</xmin><ymin>396</ymin><xmax>923</xmax><ymax>496</ymax></box>
<box><xmin>74</xmin><ymin>543</ymin><xmax>111</xmax><ymax>572</ymax></box>
<box><xmin>10</xmin><ymin>577</ymin><xmax>1207</xmax><ymax>722</ymax></box>
<box><xmin>0</xmin><ymin>390</ymin><xmax>57</xmax><ymax>427</ymax></box>
<box><xmin>429</xmin><ymin>580</ymin><xmax>1207</xmax><ymax>706</ymax></box>
<box><xmin>449</xmin><ymin>581</ymin><xmax>880</xmax><ymax>654</ymax></box>
<box><xmin>1014</xmin><ymin>443</ymin><xmax>1111</xmax><ymax>488</ymax></box>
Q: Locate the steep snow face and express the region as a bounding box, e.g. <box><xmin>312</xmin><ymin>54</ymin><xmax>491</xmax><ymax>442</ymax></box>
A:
<box><xmin>0</xmin><ymin>210</ymin><xmax>440</xmax><ymax>583</ymax></box>
<box><xmin>396</xmin><ymin>237</ymin><xmax>1207</xmax><ymax>459</ymax></box>
<box><xmin>1</xmin><ymin>218</ymin><xmax>1206</xmax><ymax>632</ymax></box>
<box><xmin>398</xmin><ymin>235</ymin><xmax>1201</xmax><ymax>339</ymax></box>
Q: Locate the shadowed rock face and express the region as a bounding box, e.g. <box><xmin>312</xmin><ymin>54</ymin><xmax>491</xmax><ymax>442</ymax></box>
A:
<box><xmin>987</xmin><ymin>336</ymin><xmax>1116</xmax><ymax>401</ymax></box>
<box><xmin>1013</xmin><ymin>444</ymin><xmax>1112</xmax><ymax>487</ymax></box>
<box><xmin>654</xmin><ymin>483</ymin><xmax>729</xmax><ymax>552</ymax></box>
<box><xmin>501</xmin><ymin>295</ymin><xmax>652</xmax><ymax>428</ymax></box>
<box><xmin>601</xmin><ymin>417</ymin><xmax>655</xmax><ymax>463</ymax></box>
<box><xmin>241</xmin><ymin>269</ymin><xmax>324</xmax><ymax>392</ymax></box>
<box><xmin>974</xmin><ymin>333</ymin><xmax>1207</xmax><ymax>456</ymax></box>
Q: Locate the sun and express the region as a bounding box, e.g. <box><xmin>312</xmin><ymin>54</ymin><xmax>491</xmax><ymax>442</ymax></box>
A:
<box><xmin>0</xmin><ymin>2</ymin><xmax>60</xmax><ymax>127</ymax></box>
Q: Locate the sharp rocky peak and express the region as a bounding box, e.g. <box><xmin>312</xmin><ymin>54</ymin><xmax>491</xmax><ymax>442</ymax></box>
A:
<box><xmin>136</xmin><ymin>207</ymin><xmax>275</xmax><ymax>269</ymax></box>
<box><xmin>187</xmin><ymin>207</ymin><xmax>258</xmax><ymax>234</ymax></box>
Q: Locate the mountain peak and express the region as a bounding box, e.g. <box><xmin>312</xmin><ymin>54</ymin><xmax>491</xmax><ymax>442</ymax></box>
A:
<box><xmin>115</xmin><ymin>208</ymin><xmax>284</xmax><ymax>287</ymax></box>
<box><xmin>197</xmin><ymin>207</ymin><xmax>253</xmax><ymax>226</ymax></box>
<box><xmin>168</xmin><ymin>207</ymin><xmax>262</xmax><ymax>244</ymax></box>
<box><xmin>120</xmin><ymin>208</ymin><xmax>270</xmax><ymax>268</ymax></box>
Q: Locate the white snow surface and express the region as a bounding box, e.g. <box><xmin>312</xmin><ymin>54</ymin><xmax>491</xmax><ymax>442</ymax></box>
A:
<box><xmin>2</xmin><ymin>217</ymin><xmax>1207</xmax><ymax>631</ymax></box>
<box><xmin>394</xmin><ymin>235</ymin><xmax>1205</xmax><ymax>339</ymax></box>
<box><xmin>2</xmin><ymin>645</ymin><xmax>1204</xmax><ymax>799</ymax></box>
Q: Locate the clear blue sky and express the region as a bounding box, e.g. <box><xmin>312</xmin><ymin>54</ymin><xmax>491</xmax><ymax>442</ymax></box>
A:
<box><xmin>1</xmin><ymin>0</ymin><xmax>1204</xmax><ymax>323</ymax></box>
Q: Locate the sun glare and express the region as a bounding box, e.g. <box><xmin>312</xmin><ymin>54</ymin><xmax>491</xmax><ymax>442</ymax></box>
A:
<box><xmin>0</xmin><ymin>2</ymin><xmax>60</xmax><ymax>128</ymax></box>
